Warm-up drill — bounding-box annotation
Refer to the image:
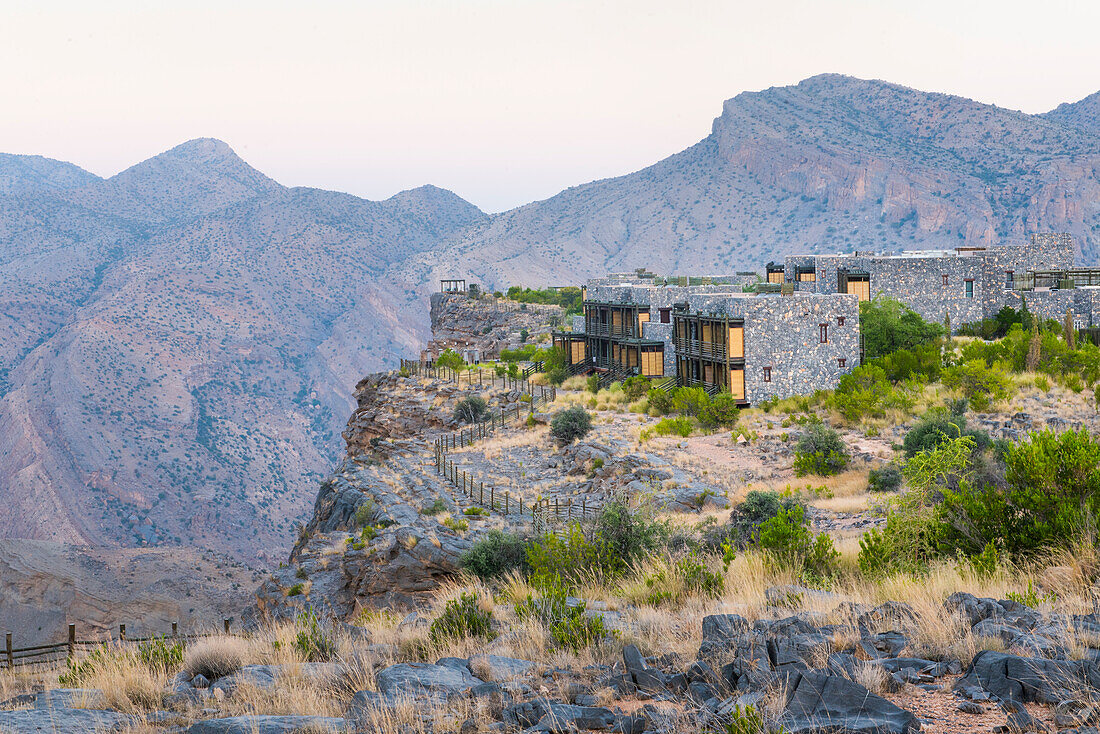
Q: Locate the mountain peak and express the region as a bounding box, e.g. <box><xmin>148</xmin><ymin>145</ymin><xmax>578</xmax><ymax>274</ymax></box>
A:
<box><xmin>1044</xmin><ymin>89</ymin><xmax>1100</xmax><ymax>135</ymax></box>
<box><xmin>160</xmin><ymin>137</ymin><xmax>240</xmax><ymax>164</ymax></box>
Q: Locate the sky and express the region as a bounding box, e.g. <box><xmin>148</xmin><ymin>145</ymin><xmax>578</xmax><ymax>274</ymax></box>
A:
<box><xmin>2</xmin><ymin>0</ymin><xmax>1099</xmax><ymax>213</ymax></box>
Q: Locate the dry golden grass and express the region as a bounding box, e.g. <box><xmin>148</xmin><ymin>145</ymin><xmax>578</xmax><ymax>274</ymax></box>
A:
<box><xmin>183</xmin><ymin>636</ymin><xmax>252</xmax><ymax>679</ymax></box>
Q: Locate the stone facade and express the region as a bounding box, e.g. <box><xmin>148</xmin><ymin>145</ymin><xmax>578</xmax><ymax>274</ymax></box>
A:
<box><xmin>783</xmin><ymin>234</ymin><xmax>1079</xmax><ymax>329</ymax></box>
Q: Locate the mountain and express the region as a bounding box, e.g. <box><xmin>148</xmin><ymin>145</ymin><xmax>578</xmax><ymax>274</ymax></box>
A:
<box><xmin>0</xmin><ymin>153</ymin><xmax>101</xmax><ymax>196</ymax></box>
<box><xmin>0</xmin><ymin>141</ymin><xmax>485</xmax><ymax>563</ymax></box>
<box><xmin>4</xmin><ymin>76</ymin><xmax>1100</xmax><ymax>566</ymax></box>
<box><xmin>402</xmin><ymin>74</ymin><xmax>1100</xmax><ymax>292</ymax></box>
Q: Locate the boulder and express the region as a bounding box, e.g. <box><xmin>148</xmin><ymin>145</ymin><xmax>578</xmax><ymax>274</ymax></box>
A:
<box><xmin>469</xmin><ymin>654</ymin><xmax>537</xmax><ymax>681</ymax></box>
<box><xmin>0</xmin><ymin>708</ymin><xmax>133</xmax><ymax>732</ymax></box>
<box><xmin>184</xmin><ymin>715</ymin><xmax>351</xmax><ymax>733</ymax></box>
<box><xmin>376</xmin><ymin>662</ymin><xmax>481</xmax><ymax>698</ymax></box>
<box><xmin>957</xmin><ymin>651</ymin><xmax>1100</xmax><ymax>703</ymax></box>
<box><xmin>778</xmin><ymin>671</ymin><xmax>920</xmax><ymax>734</ymax></box>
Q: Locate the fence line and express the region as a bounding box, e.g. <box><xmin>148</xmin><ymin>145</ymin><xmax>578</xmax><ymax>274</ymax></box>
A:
<box><xmin>2</xmin><ymin>619</ymin><xmax>237</xmax><ymax>671</ymax></box>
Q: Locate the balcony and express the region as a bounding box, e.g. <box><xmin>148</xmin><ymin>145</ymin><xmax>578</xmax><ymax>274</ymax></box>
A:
<box><xmin>673</xmin><ymin>337</ymin><xmax>728</xmax><ymax>361</ymax></box>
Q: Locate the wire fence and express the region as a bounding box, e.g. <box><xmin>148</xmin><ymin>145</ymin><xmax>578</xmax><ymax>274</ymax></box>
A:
<box><xmin>2</xmin><ymin>619</ymin><xmax>237</xmax><ymax>670</ymax></box>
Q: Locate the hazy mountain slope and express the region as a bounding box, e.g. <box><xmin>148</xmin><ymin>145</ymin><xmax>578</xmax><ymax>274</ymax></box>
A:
<box><xmin>0</xmin><ymin>150</ymin><xmax>485</xmax><ymax>562</ymax></box>
<box><xmin>0</xmin><ymin>154</ymin><xmax>101</xmax><ymax>196</ymax></box>
<box><xmin>403</xmin><ymin>74</ymin><xmax>1100</xmax><ymax>292</ymax></box>
<box><xmin>1045</xmin><ymin>90</ymin><xmax>1100</xmax><ymax>135</ymax></box>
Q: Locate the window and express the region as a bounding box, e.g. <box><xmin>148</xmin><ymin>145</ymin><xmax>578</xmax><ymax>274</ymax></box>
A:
<box><xmin>1006</xmin><ymin>270</ymin><xmax>1015</xmax><ymax>288</ymax></box>
<box><xmin>819</xmin><ymin>323</ymin><xmax>828</xmax><ymax>343</ymax></box>
<box><xmin>763</xmin><ymin>366</ymin><xmax>771</xmax><ymax>382</ymax></box>
<box><xmin>943</xmin><ymin>274</ymin><xmax>949</xmax><ymax>286</ymax></box>
<box><xmin>837</xmin><ymin>316</ymin><xmax>846</xmax><ymax>326</ymax></box>
<box><xmin>965</xmin><ymin>279</ymin><xmax>974</xmax><ymax>298</ymax></box>
<box><xmin>838</xmin><ymin>358</ymin><xmax>846</xmax><ymax>368</ymax></box>
<box><xmin>659</xmin><ymin>308</ymin><xmax>671</xmax><ymax>324</ymax></box>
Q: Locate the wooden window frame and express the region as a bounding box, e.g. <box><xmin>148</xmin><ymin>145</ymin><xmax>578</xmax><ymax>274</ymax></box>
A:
<box><xmin>819</xmin><ymin>323</ymin><xmax>828</xmax><ymax>344</ymax></box>
<box><xmin>964</xmin><ymin>279</ymin><xmax>974</xmax><ymax>298</ymax></box>
<box><xmin>659</xmin><ymin>308</ymin><xmax>671</xmax><ymax>324</ymax></box>
<box><xmin>837</xmin><ymin>316</ymin><xmax>845</xmax><ymax>326</ymax></box>
<box><xmin>838</xmin><ymin>357</ymin><xmax>847</xmax><ymax>368</ymax></box>
<box><xmin>763</xmin><ymin>366</ymin><xmax>771</xmax><ymax>383</ymax></box>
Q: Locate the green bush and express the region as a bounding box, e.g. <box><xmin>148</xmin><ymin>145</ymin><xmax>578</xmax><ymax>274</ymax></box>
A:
<box><xmin>421</xmin><ymin>498</ymin><xmax>448</xmax><ymax>515</ymax></box>
<box><xmin>460</xmin><ymin>530</ymin><xmax>529</xmax><ymax>580</ymax></box>
<box><xmin>586</xmin><ymin>374</ymin><xmax>600</xmax><ymax>393</ymax></box>
<box><xmin>429</xmin><ymin>592</ymin><xmax>495</xmax><ymax>643</ymax></box>
<box><xmin>676</xmin><ymin>556</ymin><xmax>724</xmax><ymax>598</ymax></box>
<box><xmin>699</xmin><ymin>393</ymin><xmax>740</xmax><ymax>429</ymax></box>
<box><xmin>515</xmin><ymin>581</ymin><xmax>610</xmax><ymax>651</ymax></box>
<box><xmin>868</xmin><ymin>465</ymin><xmax>903</xmax><ymax>493</ymax></box>
<box><xmin>594</xmin><ymin>501</ymin><xmax>669</xmax><ymax>572</ymax></box>
<box><xmin>436</xmin><ymin>349</ymin><xmax>465</xmax><ymax>372</ymax></box>
<box><xmin>294</xmin><ymin>609</ymin><xmax>336</xmax><ymax>662</ymax></box>
<box><xmin>443</xmin><ymin>516</ymin><xmax>469</xmax><ymax>531</ymax></box>
<box><xmin>500</xmin><ymin>344</ymin><xmax>537</xmax><ymax>363</ymax></box>
<box><xmin>793</xmin><ymin>424</ymin><xmax>849</xmax><ymax>476</ymax></box>
<box><xmin>671</xmin><ymin>387</ymin><xmax>710</xmax><ymax>416</ymax></box>
<box><xmin>646</xmin><ymin>387</ymin><xmax>674</xmax><ymax>414</ymax></box>
<box><xmin>546</xmin><ymin>366</ymin><xmax>568</xmax><ymax>386</ymax></box>
<box><xmin>860</xmin><ymin>297</ymin><xmax>944</xmax><ymax>360</ymax></box>
<box><xmin>550</xmin><ymin>406</ymin><xmax>592</xmax><ymax>443</ymax></box>
<box><xmin>758</xmin><ymin>505</ymin><xmax>838</xmax><ymax>579</ymax></box>
<box><xmin>722</xmin><ymin>704</ymin><xmax>768</xmax><ymax>734</ymax></box>
<box><xmin>527</xmin><ymin>524</ymin><xmax>612</xmax><ymax>586</ymax></box>
<box><xmin>137</xmin><ymin>637</ymin><xmax>184</xmax><ymax>674</ymax></box>
<box><xmin>967</xmin><ymin>541</ymin><xmax>1000</xmax><ymax>580</ymax></box>
<box><xmin>941</xmin><ymin>360</ymin><xmax>1013</xmax><ymax>412</ymax></box>
<box><xmin>463</xmin><ymin>506</ymin><xmax>488</xmax><ymax>516</ymax></box>
<box><xmin>723</xmin><ymin>490</ymin><xmax>804</xmax><ymax>547</ymax></box>
<box><xmin>902</xmin><ymin>409</ymin><xmax>990</xmax><ymax>457</ymax></box>
<box><xmin>622</xmin><ymin>375</ymin><xmax>652</xmax><ymax>401</ymax></box>
<box><xmin>832</xmin><ymin>364</ymin><xmax>894</xmax><ymax>422</ymax></box>
<box><xmin>654</xmin><ymin>417</ymin><xmax>693</xmax><ymax>437</ymax></box>
<box><xmin>454</xmin><ymin>395</ymin><xmax>489</xmax><ymax>424</ymax></box>
<box><xmin>857</xmin><ymin>529</ymin><xmax>892</xmax><ymax>577</ymax></box>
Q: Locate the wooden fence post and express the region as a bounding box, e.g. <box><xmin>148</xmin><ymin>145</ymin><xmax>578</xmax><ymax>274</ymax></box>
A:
<box><xmin>172</xmin><ymin>622</ymin><xmax>178</xmax><ymax>637</ymax></box>
<box><xmin>68</xmin><ymin>624</ymin><xmax>75</xmax><ymax>659</ymax></box>
<box><xmin>5</xmin><ymin>633</ymin><xmax>11</xmax><ymax>670</ymax></box>
<box><xmin>119</xmin><ymin>624</ymin><xmax>126</xmax><ymax>641</ymax></box>
<box><xmin>224</xmin><ymin>619</ymin><xmax>231</xmax><ymax>634</ymax></box>
<box><xmin>480</xmin><ymin>481</ymin><xmax>484</xmax><ymax>504</ymax></box>
<box><xmin>490</xmin><ymin>486</ymin><xmax>495</xmax><ymax>510</ymax></box>
<box><xmin>505</xmin><ymin>491</ymin><xmax>509</xmax><ymax>514</ymax></box>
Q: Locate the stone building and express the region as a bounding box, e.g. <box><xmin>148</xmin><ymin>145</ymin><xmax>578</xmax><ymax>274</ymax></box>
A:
<box><xmin>554</xmin><ymin>280</ymin><xmax>859</xmax><ymax>405</ymax></box>
<box><xmin>782</xmin><ymin>234</ymin><xmax>1079</xmax><ymax>328</ymax></box>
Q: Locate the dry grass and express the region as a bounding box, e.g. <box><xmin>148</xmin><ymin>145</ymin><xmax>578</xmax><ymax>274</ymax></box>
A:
<box><xmin>183</xmin><ymin>636</ymin><xmax>252</xmax><ymax>679</ymax></box>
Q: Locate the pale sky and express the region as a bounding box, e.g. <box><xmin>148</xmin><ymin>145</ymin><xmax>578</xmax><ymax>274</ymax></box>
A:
<box><xmin>2</xmin><ymin>0</ymin><xmax>1099</xmax><ymax>212</ymax></box>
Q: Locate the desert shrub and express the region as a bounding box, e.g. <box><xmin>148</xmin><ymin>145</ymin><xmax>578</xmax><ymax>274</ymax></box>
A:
<box><xmin>183</xmin><ymin>637</ymin><xmax>249</xmax><ymax>680</ymax></box>
<box><xmin>967</xmin><ymin>541</ymin><xmax>1001</xmax><ymax>580</ymax></box>
<box><xmin>793</xmin><ymin>423</ymin><xmax>849</xmax><ymax>476</ymax></box>
<box><xmin>352</xmin><ymin>500</ymin><xmax>377</xmax><ymax>528</ymax></box>
<box><xmin>874</xmin><ymin>343</ymin><xmax>943</xmax><ymax>383</ymax></box>
<box><xmin>421</xmin><ymin>498</ymin><xmax>448</xmax><ymax>515</ymax></box>
<box><xmin>860</xmin><ymin>297</ymin><xmax>944</xmax><ymax>360</ymax></box>
<box><xmin>500</xmin><ymin>344</ymin><xmax>537</xmax><ymax>363</ymax></box>
<box><xmin>463</xmin><ymin>506</ymin><xmax>488</xmax><ymax>516</ymax></box>
<box><xmin>454</xmin><ymin>395</ymin><xmax>489</xmax><ymax>424</ymax></box>
<box><xmin>723</xmin><ymin>704</ymin><xmax>768</xmax><ymax>734</ymax></box>
<box><xmin>936</xmin><ymin>428</ymin><xmax>1100</xmax><ymax>557</ymax></box>
<box><xmin>436</xmin><ymin>349</ymin><xmax>465</xmax><ymax>372</ymax></box>
<box><xmin>622</xmin><ymin>375</ymin><xmax>652</xmax><ymax>401</ymax></box>
<box><xmin>857</xmin><ymin>529</ymin><xmax>892</xmax><ymax>577</ymax></box>
<box><xmin>1005</xmin><ymin>580</ymin><xmax>1057</xmax><ymax>608</ymax></box>
<box><xmin>546</xmin><ymin>366</ymin><xmax>568</xmax><ymax>386</ymax></box>
<box><xmin>515</xmin><ymin>581</ymin><xmax>609</xmax><ymax>651</ymax></box>
<box><xmin>137</xmin><ymin>637</ymin><xmax>184</xmax><ymax>674</ymax></box>
<box><xmin>294</xmin><ymin>609</ymin><xmax>336</xmax><ymax>662</ymax></box>
<box><xmin>757</xmin><ymin>505</ymin><xmax>838</xmax><ymax>579</ymax></box>
<box><xmin>941</xmin><ymin>360</ymin><xmax>1013</xmax><ymax>412</ymax></box>
<box><xmin>699</xmin><ymin>392</ymin><xmax>740</xmax><ymax>429</ymax></box>
<box><xmin>550</xmin><ymin>406</ymin><xmax>592</xmax><ymax>443</ymax></box>
<box><xmin>286</xmin><ymin>584</ymin><xmax>304</xmax><ymax>596</ymax></box>
<box><xmin>443</xmin><ymin>516</ymin><xmax>469</xmax><ymax>531</ymax></box>
<box><xmin>594</xmin><ymin>501</ymin><xmax>669</xmax><ymax>571</ymax></box>
<box><xmin>676</xmin><ymin>556</ymin><xmax>724</xmax><ymax>598</ymax></box>
<box><xmin>867</xmin><ymin>464</ymin><xmax>903</xmax><ymax>493</ymax></box>
<box><xmin>832</xmin><ymin>364</ymin><xmax>893</xmax><ymax>422</ymax></box>
<box><xmin>902</xmin><ymin>409</ymin><xmax>990</xmax><ymax>457</ymax></box>
<box><xmin>429</xmin><ymin>592</ymin><xmax>495</xmax><ymax>643</ymax></box>
<box><xmin>654</xmin><ymin>416</ymin><xmax>693</xmax><ymax>437</ymax></box>
<box><xmin>461</xmin><ymin>530</ymin><xmax>529</xmax><ymax>580</ymax></box>
<box><xmin>586</xmin><ymin>374</ymin><xmax>600</xmax><ymax>393</ymax></box>
<box><xmin>671</xmin><ymin>386</ymin><xmax>710</xmax><ymax>416</ymax></box>
<box><xmin>646</xmin><ymin>387</ymin><xmax>674</xmax><ymax>414</ymax></box>
<box><xmin>723</xmin><ymin>490</ymin><xmax>804</xmax><ymax>547</ymax></box>
<box><xmin>527</xmin><ymin>524</ymin><xmax>612</xmax><ymax>586</ymax></box>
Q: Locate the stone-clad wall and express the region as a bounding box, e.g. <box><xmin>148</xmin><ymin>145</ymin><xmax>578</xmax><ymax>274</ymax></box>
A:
<box><xmin>1018</xmin><ymin>289</ymin><xmax>1100</xmax><ymax>328</ymax></box>
<box><xmin>641</xmin><ymin>321</ymin><xmax>676</xmax><ymax>376</ymax></box>
<box><xmin>680</xmin><ymin>293</ymin><xmax>860</xmax><ymax>404</ymax></box>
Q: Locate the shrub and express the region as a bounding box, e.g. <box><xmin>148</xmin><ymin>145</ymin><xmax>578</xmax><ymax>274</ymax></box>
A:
<box><xmin>546</xmin><ymin>366</ymin><xmax>568</xmax><ymax>386</ymax></box>
<box><xmin>586</xmin><ymin>375</ymin><xmax>600</xmax><ymax>394</ymax></box>
<box><xmin>941</xmin><ymin>360</ymin><xmax>1013</xmax><ymax>412</ymax></box>
<box><xmin>527</xmin><ymin>524</ymin><xmax>611</xmax><ymax>586</ymax></box>
<box><xmin>860</xmin><ymin>297</ymin><xmax>944</xmax><ymax>360</ymax></box>
<box><xmin>967</xmin><ymin>541</ymin><xmax>1000</xmax><ymax>580</ymax></box>
<box><xmin>699</xmin><ymin>393</ymin><xmax>740</xmax><ymax>429</ymax></box>
<box><xmin>461</xmin><ymin>530</ymin><xmax>529</xmax><ymax>579</ymax></box>
<box><xmin>723</xmin><ymin>705</ymin><xmax>768</xmax><ymax>734</ymax></box>
<box><xmin>646</xmin><ymin>387</ymin><xmax>674</xmax><ymax>414</ymax></box>
<box><xmin>832</xmin><ymin>364</ymin><xmax>893</xmax><ymax>422</ymax></box>
<box><xmin>436</xmin><ymin>349</ymin><xmax>465</xmax><ymax>372</ymax></box>
<box><xmin>654</xmin><ymin>416</ymin><xmax>693</xmax><ymax>437</ymax></box>
<box><xmin>183</xmin><ymin>637</ymin><xmax>249</xmax><ymax>680</ymax></box>
<box><xmin>294</xmin><ymin>609</ymin><xmax>336</xmax><ymax>662</ymax></box>
<box><xmin>454</xmin><ymin>395</ymin><xmax>489</xmax><ymax>424</ymax></box>
<box><xmin>793</xmin><ymin>424</ymin><xmax>849</xmax><ymax>476</ymax></box>
<box><xmin>902</xmin><ymin>409</ymin><xmax>990</xmax><ymax>457</ymax></box>
<box><xmin>723</xmin><ymin>490</ymin><xmax>804</xmax><ymax>547</ymax></box>
<box><xmin>137</xmin><ymin>637</ymin><xmax>184</xmax><ymax>674</ymax></box>
<box><xmin>429</xmin><ymin>592</ymin><xmax>495</xmax><ymax>643</ymax></box>
<box><xmin>758</xmin><ymin>505</ymin><xmax>838</xmax><ymax>579</ymax></box>
<box><xmin>594</xmin><ymin>501</ymin><xmax>669</xmax><ymax>571</ymax></box>
<box><xmin>463</xmin><ymin>506</ymin><xmax>488</xmax><ymax>516</ymax></box>
<box><xmin>867</xmin><ymin>465</ymin><xmax>903</xmax><ymax>493</ymax></box>
<box><xmin>515</xmin><ymin>581</ymin><xmax>610</xmax><ymax>652</ymax></box>
<box><xmin>622</xmin><ymin>375</ymin><xmax>652</xmax><ymax>401</ymax></box>
<box><xmin>551</xmin><ymin>406</ymin><xmax>592</xmax><ymax>443</ymax></box>
<box><xmin>352</xmin><ymin>500</ymin><xmax>376</xmax><ymax>528</ymax></box>
<box><xmin>671</xmin><ymin>387</ymin><xmax>710</xmax><ymax>416</ymax></box>
<box><xmin>443</xmin><ymin>516</ymin><xmax>469</xmax><ymax>532</ymax></box>
<box><xmin>287</xmin><ymin>583</ymin><xmax>305</xmax><ymax>596</ymax></box>
<box><xmin>857</xmin><ymin>529</ymin><xmax>892</xmax><ymax>577</ymax></box>
<box><xmin>421</xmin><ymin>498</ymin><xmax>448</xmax><ymax>515</ymax></box>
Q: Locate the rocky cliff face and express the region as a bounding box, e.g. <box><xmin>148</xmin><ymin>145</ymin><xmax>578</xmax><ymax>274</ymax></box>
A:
<box><xmin>422</xmin><ymin>292</ymin><xmax>563</xmax><ymax>362</ymax></box>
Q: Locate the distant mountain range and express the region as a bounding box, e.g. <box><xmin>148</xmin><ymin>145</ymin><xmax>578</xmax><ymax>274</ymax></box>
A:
<box><xmin>2</xmin><ymin>74</ymin><xmax>1099</xmax><ymax>563</ymax></box>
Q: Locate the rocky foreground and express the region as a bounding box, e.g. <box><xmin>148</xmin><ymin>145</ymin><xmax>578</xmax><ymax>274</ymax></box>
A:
<box><xmin>6</xmin><ymin>589</ymin><xmax>1100</xmax><ymax>732</ymax></box>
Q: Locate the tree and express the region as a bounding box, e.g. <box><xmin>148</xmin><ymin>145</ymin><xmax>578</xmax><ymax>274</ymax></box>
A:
<box><xmin>860</xmin><ymin>297</ymin><xmax>944</xmax><ymax>360</ymax></box>
<box><xmin>1065</xmin><ymin>309</ymin><xmax>1077</xmax><ymax>350</ymax></box>
<box><xmin>436</xmin><ymin>349</ymin><xmax>465</xmax><ymax>372</ymax></box>
<box><xmin>941</xmin><ymin>360</ymin><xmax>1013</xmax><ymax>412</ymax></box>
<box><xmin>1026</xmin><ymin>319</ymin><xmax>1042</xmax><ymax>372</ymax></box>
<box><xmin>454</xmin><ymin>396</ymin><xmax>489</xmax><ymax>424</ymax></box>
<box><xmin>550</xmin><ymin>406</ymin><xmax>592</xmax><ymax>443</ymax></box>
